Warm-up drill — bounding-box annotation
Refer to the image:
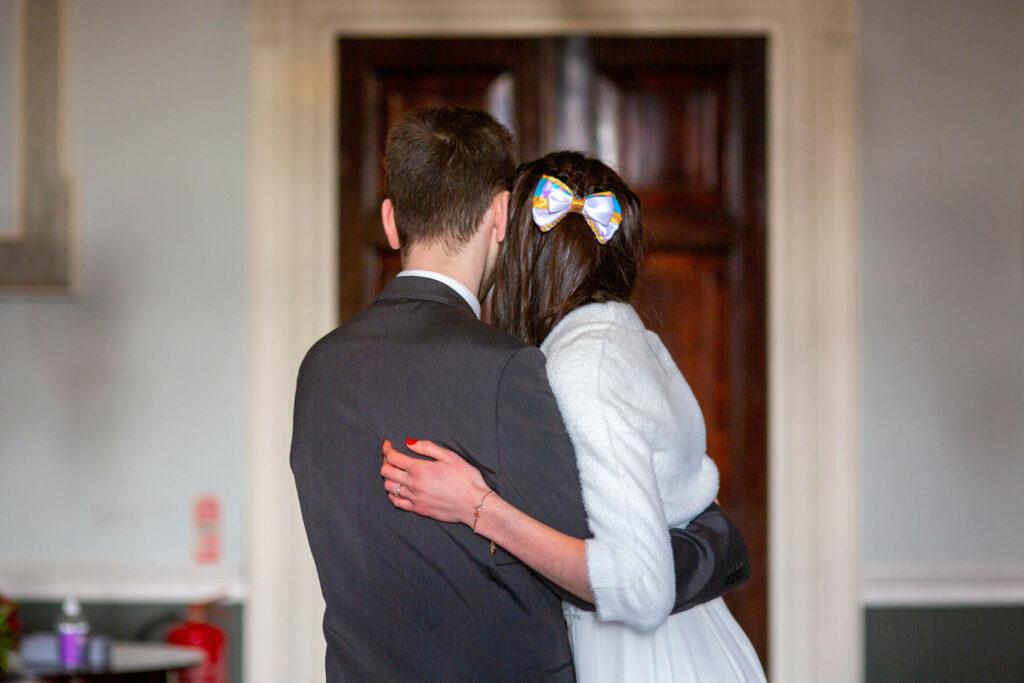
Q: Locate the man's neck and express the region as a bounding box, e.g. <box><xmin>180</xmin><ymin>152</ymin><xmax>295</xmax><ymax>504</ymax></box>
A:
<box><xmin>401</xmin><ymin>245</ymin><xmax>484</xmax><ymax>299</ymax></box>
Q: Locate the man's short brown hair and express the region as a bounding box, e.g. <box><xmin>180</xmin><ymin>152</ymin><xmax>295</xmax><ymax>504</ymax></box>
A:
<box><xmin>384</xmin><ymin>107</ymin><xmax>515</xmax><ymax>253</ymax></box>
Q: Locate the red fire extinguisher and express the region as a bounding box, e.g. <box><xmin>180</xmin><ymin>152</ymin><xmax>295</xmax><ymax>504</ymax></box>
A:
<box><xmin>166</xmin><ymin>601</ymin><xmax>227</xmax><ymax>683</ymax></box>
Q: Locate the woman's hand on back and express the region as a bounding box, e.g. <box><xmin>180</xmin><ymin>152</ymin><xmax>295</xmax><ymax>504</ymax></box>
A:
<box><xmin>381</xmin><ymin>439</ymin><xmax>491</xmax><ymax>526</ymax></box>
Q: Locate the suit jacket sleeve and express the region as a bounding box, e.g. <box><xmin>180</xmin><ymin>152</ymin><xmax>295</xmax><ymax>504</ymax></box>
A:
<box><xmin>494</xmin><ymin>347</ymin><xmax>592</xmax><ymax>541</ymax></box>
<box><xmin>493</xmin><ymin>347</ymin><xmax>597</xmax><ymax>610</ymax></box>
<box><xmin>667</xmin><ymin>503</ymin><xmax>752</xmax><ymax>613</ymax></box>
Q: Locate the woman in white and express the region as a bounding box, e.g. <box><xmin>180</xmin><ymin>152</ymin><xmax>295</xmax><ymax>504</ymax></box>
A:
<box><xmin>381</xmin><ymin>151</ymin><xmax>765</xmax><ymax>682</ymax></box>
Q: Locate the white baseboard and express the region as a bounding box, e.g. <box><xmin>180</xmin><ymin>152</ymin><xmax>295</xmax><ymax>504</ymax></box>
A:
<box><xmin>0</xmin><ymin>563</ymin><xmax>246</xmax><ymax>603</ymax></box>
<box><xmin>863</xmin><ymin>564</ymin><xmax>1024</xmax><ymax>607</ymax></box>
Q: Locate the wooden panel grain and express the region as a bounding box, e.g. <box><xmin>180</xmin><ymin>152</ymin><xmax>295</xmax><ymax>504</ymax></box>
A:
<box><xmin>337</xmin><ymin>38</ymin><xmax>545</xmax><ymax>321</ymax></box>
<box><xmin>595</xmin><ymin>37</ymin><xmax>768</xmax><ymax>664</ymax></box>
<box><xmin>634</xmin><ymin>251</ymin><xmax>732</xmax><ymax>494</ymax></box>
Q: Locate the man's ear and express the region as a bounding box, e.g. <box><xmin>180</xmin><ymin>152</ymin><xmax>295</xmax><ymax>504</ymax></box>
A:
<box><xmin>381</xmin><ymin>198</ymin><xmax>401</xmax><ymax>250</ymax></box>
<box><xmin>492</xmin><ymin>190</ymin><xmax>510</xmax><ymax>244</ymax></box>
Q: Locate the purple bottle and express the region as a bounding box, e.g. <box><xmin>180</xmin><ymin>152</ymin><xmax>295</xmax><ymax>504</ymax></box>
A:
<box><xmin>55</xmin><ymin>595</ymin><xmax>90</xmax><ymax>669</ymax></box>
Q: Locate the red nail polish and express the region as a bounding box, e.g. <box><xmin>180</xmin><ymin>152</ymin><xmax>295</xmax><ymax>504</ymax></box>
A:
<box><xmin>406</xmin><ymin>438</ymin><xmax>418</xmax><ymax>446</ymax></box>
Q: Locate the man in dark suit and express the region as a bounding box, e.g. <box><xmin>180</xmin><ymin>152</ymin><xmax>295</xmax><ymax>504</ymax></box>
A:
<box><xmin>291</xmin><ymin>107</ymin><xmax>749</xmax><ymax>682</ymax></box>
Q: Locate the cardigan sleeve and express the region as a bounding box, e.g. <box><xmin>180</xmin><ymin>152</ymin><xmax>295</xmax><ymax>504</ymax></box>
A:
<box><xmin>546</xmin><ymin>333</ymin><xmax>675</xmax><ymax>631</ymax></box>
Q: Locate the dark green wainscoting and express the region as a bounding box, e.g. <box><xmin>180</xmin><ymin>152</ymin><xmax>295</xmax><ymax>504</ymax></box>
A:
<box><xmin>15</xmin><ymin>601</ymin><xmax>243</xmax><ymax>683</ymax></box>
<box><xmin>866</xmin><ymin>606</ymin><xmax>1024</xmax><ymax>682</ymax></box>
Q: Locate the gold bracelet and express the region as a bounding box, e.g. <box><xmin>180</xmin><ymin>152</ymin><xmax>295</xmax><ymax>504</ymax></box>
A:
<box><xmin>471</xmin><ymin>489</ymin><xmax>494</xmax><ymax>534</ymax></box>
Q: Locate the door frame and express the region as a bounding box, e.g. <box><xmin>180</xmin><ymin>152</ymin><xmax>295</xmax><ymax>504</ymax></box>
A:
<box><xmin>246</xmin><ymin>2</ymin><xmax>862</xmax><ymax>682</ymax></box>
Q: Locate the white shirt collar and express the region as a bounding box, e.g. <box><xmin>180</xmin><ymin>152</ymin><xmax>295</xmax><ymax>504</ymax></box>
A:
<box><xmin>397</xmin><ymin>270</ymin><xmax>482</xmax><ymax>319</ymax></box>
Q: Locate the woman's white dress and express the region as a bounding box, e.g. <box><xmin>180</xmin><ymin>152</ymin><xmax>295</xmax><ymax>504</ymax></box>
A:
<box><xmin>541</xmin><ymin>302</ymin><xmax>766</xmax><ymax>683</ymax></box>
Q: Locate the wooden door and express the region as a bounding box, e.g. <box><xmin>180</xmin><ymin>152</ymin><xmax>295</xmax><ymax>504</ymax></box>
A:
<box><xmin>588</xmin><ymin>38</ymin><xmax>768</xmax><ymax>664</ymax></box>
<box><xmin>337</xmin><ymin>37</ymin><xmax>768</xmax><ymax>666</ymax></box>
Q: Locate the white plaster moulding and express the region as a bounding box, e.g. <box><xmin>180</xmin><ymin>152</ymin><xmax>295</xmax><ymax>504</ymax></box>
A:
<box><xmin>0</xmin><ymin>564</ymin><xmax>246</xmax><ymax>603</ymax></box>
<box><xmin>863</xmin><ymin>564</ymin><xmax>1024</xmax><ymax>607</ymax></box>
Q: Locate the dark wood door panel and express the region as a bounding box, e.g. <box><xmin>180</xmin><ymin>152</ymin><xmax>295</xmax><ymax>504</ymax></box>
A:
<box><xmin>634</xmin><ymin>251</ymin><xmax>733</xmax><ymax>486</ymax></box>
<box><xmin>338</xmin><ymin>38</ymin><xmax>546</xmax><ymax>319</ymax></box>
<box><xmin>595</xmin><ymin>70</ymin><xmax>728</xmax><ymax>208</ymax></box>
<box><xmin>592</xmin><ymin>37</ymin><xmax>768</xmax><ymax>664</ymax></box>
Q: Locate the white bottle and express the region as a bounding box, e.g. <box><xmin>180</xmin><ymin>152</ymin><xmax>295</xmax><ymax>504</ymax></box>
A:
<box><xmin>55</xmin><ymin>595</ymin><xmax>90</xmax><ymax>669</ymax></box>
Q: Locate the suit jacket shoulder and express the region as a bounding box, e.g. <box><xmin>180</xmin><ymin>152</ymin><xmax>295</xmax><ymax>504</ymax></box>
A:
<box><xmin>291</xmin><ymin>276</ymin><xmax>584</xmax><ymax>682</ymax></box>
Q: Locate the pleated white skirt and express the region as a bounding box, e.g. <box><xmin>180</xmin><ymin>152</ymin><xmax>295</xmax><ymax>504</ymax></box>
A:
<box><xmin>563</xmin><ymin>598</ymin><xmax>766</xmax><ymax>683</ymax></box>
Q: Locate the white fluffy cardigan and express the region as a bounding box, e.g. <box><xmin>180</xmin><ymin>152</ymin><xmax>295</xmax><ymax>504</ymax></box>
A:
<box><xmin>541</xmin><ymin>301</ymin><xmax>720</xmax><ymax>631</ymax></box>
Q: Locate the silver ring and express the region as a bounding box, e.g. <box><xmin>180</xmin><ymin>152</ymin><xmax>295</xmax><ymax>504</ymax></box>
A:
<box><xmin>393</xmin><ymin>483</ymin><xmax>402</xmax><ymax>497</ymax></box>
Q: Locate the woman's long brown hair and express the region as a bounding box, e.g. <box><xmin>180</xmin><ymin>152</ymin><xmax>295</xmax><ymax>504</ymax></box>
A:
<box><xmin>490</xmin><ymin>151</ymin><xmax>644</xmax><ymax>347</ymax></box>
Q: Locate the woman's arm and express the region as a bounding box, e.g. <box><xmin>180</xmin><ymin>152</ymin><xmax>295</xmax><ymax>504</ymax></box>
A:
<box><xmin>381</xmin><ymin>439</ymin><xmax>594</xmax><ymax>603</ymax></box>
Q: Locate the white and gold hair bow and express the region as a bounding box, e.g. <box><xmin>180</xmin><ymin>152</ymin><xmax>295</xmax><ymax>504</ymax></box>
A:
<box><xmin>531</xmin><ymin>175</ymin><xmax>623</xmax><ymax>244</ymax></box>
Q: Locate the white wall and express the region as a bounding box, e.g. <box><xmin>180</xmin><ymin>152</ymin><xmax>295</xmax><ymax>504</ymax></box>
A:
<box><xmin>862</xmin><ymin>0</ymin><xmax>1024</xmax><ymax>574</ymax></box>
<box><xmin>2</xmin><ymin>0</ymin><xmax>1019</xmax><ymax>609</ymax></box>
<box><xmin>0</xmin><ymin>0</ymin><xmax>248</xmax><ymax>595</ymax></box>
<box><xmin>0</xmin><ymin>1</ymin><xmax>19</xmax><ymax>232</ymax></box>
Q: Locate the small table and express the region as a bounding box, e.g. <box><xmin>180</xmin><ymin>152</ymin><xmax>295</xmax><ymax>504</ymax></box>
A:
<box><xmin>2</xmin><ymin>642</ymin><xmax>205</xmax><ymax>682</ymax></box>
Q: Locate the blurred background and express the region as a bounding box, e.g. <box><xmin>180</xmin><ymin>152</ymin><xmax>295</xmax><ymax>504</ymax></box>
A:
<box><xmin>0</xmin><ymin>1</ymin><xmax>1021</xmax><ymax>682</ymax></box>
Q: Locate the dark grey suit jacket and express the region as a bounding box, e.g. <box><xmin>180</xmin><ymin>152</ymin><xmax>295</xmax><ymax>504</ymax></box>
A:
<box><xmin>291</xmin><ymin>276</ymin><xmax>749</xmax><ymax>682</ymax></box>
